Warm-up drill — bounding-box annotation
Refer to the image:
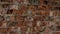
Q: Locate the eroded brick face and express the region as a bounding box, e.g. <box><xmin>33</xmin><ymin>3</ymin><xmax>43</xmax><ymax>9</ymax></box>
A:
<box><xmin>0</xmin><ymin>0</ymin><xmax>60</xmax><ymax>34</ymax></box>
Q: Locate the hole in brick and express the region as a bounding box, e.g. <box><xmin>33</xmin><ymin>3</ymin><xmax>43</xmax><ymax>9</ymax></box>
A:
<box><xmin>7</xmin><ymin>9</ymin><xmax>13</xmax><ymax>14</ymax></box>
<box><xmin>42</xmin><ymin>6</ymin><xmax>46</xmax><ymax>8</ymax></box>
<box><xmin>56</xmin><ymin>26</ymin><xmax>60</xmax><ymax>31</ymax></box>
<box><xmin>1</xmin><ymin>0</ymin><xmax>7</xmax><ymax>2</ymax></box>
<box><xmin>1</xmin><ymin>0</ymin><xmax>4</xmax><ymax>2</ymax></box>
<box><xmin>44</xmin><ymin>1</ymin><xmax>48</xmax><ymax>5</ymax></box>
<box><xmin>58</xmin><ymin>7</ymin><xmax>60</xmax><ymax>9</ymax></box>
<box><xmin>54</xmin><ymin>7</ymin><xmax>60</xmax><ymax>10</ymax></box>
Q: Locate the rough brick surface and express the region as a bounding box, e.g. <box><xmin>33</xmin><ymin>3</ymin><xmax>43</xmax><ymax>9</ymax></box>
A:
<box><xmin>0</xmin><ymin>0</ymin><xmax>60</xmax><ymax>34</ymax></box>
